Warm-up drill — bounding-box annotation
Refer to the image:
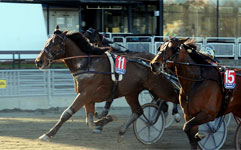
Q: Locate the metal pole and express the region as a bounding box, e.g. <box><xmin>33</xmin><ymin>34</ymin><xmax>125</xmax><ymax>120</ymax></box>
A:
<box><xmin>12</xmin><ymin>53</ymin><xmax>15</xmax><ymax>69</ymax></box>
<box><xmin>101</xmin><ymin>9</ymin><xmax>104</xmax><ymax>32</ymax></box>
<box><xmin>159</xmin><ymin>0</ymin><xmax>164</xmax><ymax>36</ymax></box>
<box><xmin>128</xmin><ymin>5</ymin><xmax>132</xmax><ymax>33</ymax></box>
<box><xmin>18</xmin><ymin>53</ymin><xmax>20</xmax><ymax>69</ymax></box>
<box><xmin>217</xmin><ymin>0</ymin><xmax>219</xmax><ymax>37</ymax></box>
<box><xmin>79</xmin><ymin>5</ymin><xmax>82</xmax><ymax>32</ymax></box>
<box><xmin>47</xmin><ymin>4</ymin><xmax>49</xmax><ymax>35</ymax></box>
<box><xmin>47</xmin><ymin>69</ymin><xmax>52</xmax><ymax>107</ymax></box>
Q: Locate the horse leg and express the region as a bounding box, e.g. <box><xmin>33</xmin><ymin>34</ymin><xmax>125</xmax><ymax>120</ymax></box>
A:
<box><xmin>84</xmin><ymin>102</ymin><xmax>95</xmax><ymax>129</ymax></box>
<box><xmin>85</xmin><ymin>101</ymin><xmax>117</xmax><ymax>133</ymax></box>
<box><xmin>38</xmin><ymin>93</ymin><xmax>88</xmax><ymax>141</ymax></box>
<box><xmin>118</xmin><ymin>93</ymin><xmax>143</xmax><ymax>137</ymax></box>
<box><xmin>183</xmin><ymin>111</ymin><xmax>213</xmax><ymax>149</ymax></box>
<box><xmin>97</xmin><ymin>100</ymin><xmax>113</xmax><ymax>119</ymax></box>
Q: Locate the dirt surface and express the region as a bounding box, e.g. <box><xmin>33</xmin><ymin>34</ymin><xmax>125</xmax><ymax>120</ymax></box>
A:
<box><xmin>0</xmin><ymin>108</ymin><xmax>238</xmax><ymax>150</ymax></box>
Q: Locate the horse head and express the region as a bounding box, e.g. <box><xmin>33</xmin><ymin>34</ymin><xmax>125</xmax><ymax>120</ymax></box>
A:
<box><xmin>35</xmin><ymin>25</ymin><xmax>68</xmax><ymax>69</ymax></box>
<box><xmin>150</xmin><ymin>38</ymin><xmax>190</xmax><ymax>74</ymax></box>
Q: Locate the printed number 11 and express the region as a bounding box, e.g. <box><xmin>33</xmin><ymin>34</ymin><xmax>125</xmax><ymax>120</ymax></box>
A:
<box><xmin>118</xmin><ymin>57</ymin><xmax>125</xmax><ymax>69</ymax></box>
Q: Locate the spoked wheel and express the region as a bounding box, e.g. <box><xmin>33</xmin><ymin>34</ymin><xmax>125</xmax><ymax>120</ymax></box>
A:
<box><xmin>235</xmin><ymin>123</ymin><xmax>241</xmax><ymax>150</ymax></box>
<box><xmin>198</xmin><ymin>116</ymin><xmax>227</xmax><ymax>150</ymax></box>
<box><xmin>133</xmin><ymin>103</ymin><xmax>165</xmax><ymax>145</ymax></box>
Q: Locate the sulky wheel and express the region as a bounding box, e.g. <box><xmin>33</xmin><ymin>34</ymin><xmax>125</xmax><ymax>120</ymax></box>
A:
<box><xmin>133</xmin><ymin>103</ymin><xmax>165</xmax><ymax>145</ymax></box>
<box><xmin>198</xmin><ymin>116</ymin><xmax>227</xmax><ymax>150</ymax></box>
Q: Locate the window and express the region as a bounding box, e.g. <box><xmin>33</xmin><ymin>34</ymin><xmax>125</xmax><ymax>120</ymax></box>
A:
<box><xmin>132</xmin><ymin>4</ymin><xmax>157</xmax><ymax>34</ymax></box>
<box><xmin>219</xmin><ymin>0</ymin><xmax>239</xmax><ymax>37</ymax></box>
<box><xmin>104</xmin><ymin>7</ymin><xmax>128</xmax><ymax>33</ymax></box>
<box><xmin>43</xmin><ymin>7</ymin><xmax>79</xmax><ymax>35</ymax></box>
<box><xmin>164</xmin><ymin>0</ymin><xmax>217</xmax><ymax>37</ymax></box>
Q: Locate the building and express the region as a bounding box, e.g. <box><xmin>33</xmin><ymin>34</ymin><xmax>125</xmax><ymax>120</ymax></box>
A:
<box><xmin>1</xmin><ymin>0</ymin><xmax>241</xmax><ymax>38</ymax></box>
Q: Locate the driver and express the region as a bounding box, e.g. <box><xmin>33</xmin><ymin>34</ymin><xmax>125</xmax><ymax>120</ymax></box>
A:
<box><xmin>84</xmin><ymin>27</ymin><xmax>122</xmax><ymax>52</ymax></box>
<box><xmin>199</xmin><ymin>44</ymin><xmax>218</xmax><ymax>66</ymax></box>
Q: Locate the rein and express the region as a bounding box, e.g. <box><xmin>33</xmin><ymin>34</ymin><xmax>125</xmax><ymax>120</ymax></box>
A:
<box><xmin>166</xmin><ymin>60</ymin><xmax>220</xmax><ymax>67</ymax></box>
<box><xmin>51</xmin><ymin>54</ymin><xmax>152</xmax><ymax>63</ymax></box>
<box><xmin>164</xmin><ymin>67</ymin><xmax>205</xmax><ymax>82</ymax></box>
<box><xmin>54</xmin><ymin>54</ymin><xmax>152</xmax><ymax>77</ymax></box>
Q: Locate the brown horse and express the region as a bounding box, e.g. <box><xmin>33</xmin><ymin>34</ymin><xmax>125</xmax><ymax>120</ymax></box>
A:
<box><xmin>83</xmin><ymin>28</ymin><xmax>181</xmax><ymax>121</ymax></box>
<box><xmin>35</xmin><ymin>26</ymin><xmax>179</xmax><ymax>141</ymax></box>
<box><xmin>150</xmin><ymin>38</ymin><xmax>241</xmax><ymax>149</ymax></box>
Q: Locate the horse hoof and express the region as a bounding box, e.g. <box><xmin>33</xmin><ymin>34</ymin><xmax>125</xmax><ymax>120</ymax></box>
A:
<box><xmin>38</xmin><ymin>134</ymin><xmax>50</xmax><ymax>141</ymax></box>
<box><xmin>174</xmin><ymin>113</ymin><xmax>181</xmax><ymax>123</ymax></box>
<box><xmin>195</xmin><ymin>132</ymin><xmax>206</xmax><ymax>140</ymax></box>
<box><xmin>117</xmin><ymin>135</ymin><xmax>124</xmax><ymax>143</ymax></box>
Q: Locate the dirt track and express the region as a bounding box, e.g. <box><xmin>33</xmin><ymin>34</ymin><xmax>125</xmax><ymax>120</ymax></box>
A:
<box><xmin>0</xmin><ymin>108</ymin><xmax>237</xmax><ymax>150</ymax></box>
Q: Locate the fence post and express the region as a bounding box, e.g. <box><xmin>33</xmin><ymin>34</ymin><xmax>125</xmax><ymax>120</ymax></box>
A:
<box><xmin>235</xmin><ymin>38</ymin><xmax>238</xmax><ymax>60</ymax></box>
<box><xmin>47</xmin><ymin>69</ymin><xmax>52</xmax><ymax>107</ymax></box>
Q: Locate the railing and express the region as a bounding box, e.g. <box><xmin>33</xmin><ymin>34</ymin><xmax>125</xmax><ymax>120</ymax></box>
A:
<box><xmin>0</xmin><ymin>69</ymin><xmax>75</xmax><ymax>97</ymax></box>
<box><xmin>0</xmin><ymin>51</ymin><xmax>40</xmax><ymax>69</ymax></box>
<box><xmin>0</xmin><ymin>69</ymin><xmax>153</xmax><ymax>109</ymax></box>
<box><xmin>206</xmin><ymin>37</ymin><xmax>236</xmax><ymax>58</ymax></box>
<box><xmin>109</xmin><ymin>35</ymin><xmax>240</xmax><ymax>59</ymax></box>
<box><xmin>1</xmin><ymin>36</ymin><xmax>241</xmax><ymax>63</ymax></box>
<box><xmin>238</xmin><ymin>37</ymin><xmax>241</xmax><ymax>58</ymax></box>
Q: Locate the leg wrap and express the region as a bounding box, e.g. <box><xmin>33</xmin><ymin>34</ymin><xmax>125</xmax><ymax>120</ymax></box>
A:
<box><xmin>60</xmin><ymin>108</ymin><xmax>73</xmax><ymax>122</ymax></box>
<box><xmin>119</xmin><ymin>113</ymin><xmax>139</xmax><ymax>135</ymax></box>
<box><xmin>46</xmin><ymin>107</ymin><xmax>74</xmax><ymax>137</ymax></box>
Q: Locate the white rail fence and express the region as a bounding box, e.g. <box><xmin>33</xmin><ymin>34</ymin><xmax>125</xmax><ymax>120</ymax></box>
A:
<box><xmin>1</xmin><ymin>36</ymin><xmax>240</xmax><ymax>60</ymax></box>
<box><xmin>0</xmin><ymin>69</ymin><xmax>151</xmax><ymax>110</ymax></box>
<box><xmin>111</xmin><ymin>36</ymin><xmax>238</xmax><ymax>60</ymax></box>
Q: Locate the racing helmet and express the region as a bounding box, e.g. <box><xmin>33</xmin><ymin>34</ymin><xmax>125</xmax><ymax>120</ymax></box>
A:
<box><xmin>199</xmin><ymin>44</ymin><xmax>215</xmax><ymax>59</ymax></box>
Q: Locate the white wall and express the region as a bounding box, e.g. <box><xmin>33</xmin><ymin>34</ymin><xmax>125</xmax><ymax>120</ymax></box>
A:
<box><xmin>0</xmin><ymin>3</ymin><xmax>48</xmax><ymax>59</ymax></box>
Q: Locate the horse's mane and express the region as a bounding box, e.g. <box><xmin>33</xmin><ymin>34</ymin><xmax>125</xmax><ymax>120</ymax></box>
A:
<box><xmin>181</xmin><ymin>39</ymin><xmax>216</xmax><ymax>65</ymax></box>
<box><xmin>66</xmin><ymin>32</ymin><xmax>107</xmax><ymax>55</ymax></box>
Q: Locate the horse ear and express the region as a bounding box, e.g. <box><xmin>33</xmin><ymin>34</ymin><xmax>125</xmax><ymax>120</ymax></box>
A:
<box><xmin>55</xmin><ymin>25</ymin><xmax>60</xmax><ymax>31</ymax></box>
<box><xmin>179</xmin><ymin>38</ymin><xmax>189</xmax><ymax>44</ymax></box>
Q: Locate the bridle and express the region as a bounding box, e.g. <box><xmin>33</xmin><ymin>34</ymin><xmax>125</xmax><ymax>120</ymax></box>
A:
<box><xmin>157</xmin><ymin>40</ymin><xmax>207</xmax><ymax>82</ymax></box>
<box><xmin>155</xmin><ymin>40</ymin><xmax>183</xmax><ymax>72</ymax></box>
<box><xmin>158</xmin><ymin>40</ymin><xmax>184</xmax><ymax>65</ymax></box>
<box><xmin>43</xmin><ymin>34</ymin><xmax>67</xmax><ymax>60</ymax></box>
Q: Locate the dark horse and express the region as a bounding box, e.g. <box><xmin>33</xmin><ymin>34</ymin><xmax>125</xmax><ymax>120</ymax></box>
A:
<box><xmin>35</xmin><ymin>26</ymin><xmax>179</xmax><ymax>141</ymax></box>
<box><xmin>150</xmin><ymin>38</ymin><xmax>241</xmax><ymax>149</ymax></box>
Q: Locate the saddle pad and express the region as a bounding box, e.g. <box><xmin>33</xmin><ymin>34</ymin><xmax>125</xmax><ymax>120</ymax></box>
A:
<box><xmin>105</xmin><ymin>51</ymin><xmax>123</xmax><ymax>82</ymax></box>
